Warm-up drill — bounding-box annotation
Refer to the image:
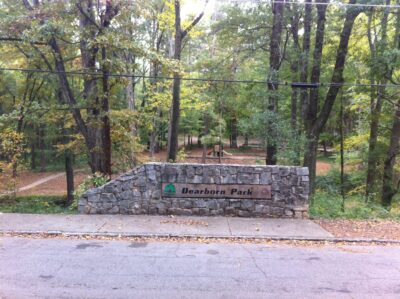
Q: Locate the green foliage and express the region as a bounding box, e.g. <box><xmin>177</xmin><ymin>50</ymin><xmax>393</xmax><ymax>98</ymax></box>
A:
<box><xmin>201</xmin><ymin>134</ymin><xmax>220</xmax><ymax>147</ymax></box>
<box><xmin>70</xmin><ymin>172</ymin><xmax>109</xmax><ymax>211</ymax></box>
<box><xmin>315</xmin><ymin>168</ymin><xmax>365</xmax><ymax>195</ymax></box>
<box><xmin>74</xmin><ymin>172</ymin><xmax>108</xmax><ymax>199</ymax></box>
<box><xmin>0</xmin><ymin>195</ymin><xmax>73</xmax><ymax>214</ymax></box>
<box><xmin>0</xmin><ymin>128</ymin><xmax>25</xmax><ymax>164</ymax></box>
<box><xmin>176</xmin><ymin>148</ymin><xmax>187</xmax><ymax>162</ymax></box>
<box><xmin>110</xmin><ymin>109</ymin><xmax>143</xmax><ymax>171</ymax></box>
<box><xmin>310</xmin><ymin>192</ymin><xmax>400</xmax><ymax>220</ymax></box>
<box><xmin>313</xmin><ymin>168</ymin><xmax>400</xmax><ymax>219</ymax></box>
<box><xmin>239</xmin><ymin>110</ymin><xmax>306</xmax><ymax>165</ymax></box>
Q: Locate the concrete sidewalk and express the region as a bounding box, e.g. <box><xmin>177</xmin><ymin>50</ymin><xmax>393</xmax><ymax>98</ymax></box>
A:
<box><xmin>0</xmin><ymin>213</ymin><xmax>333</xmax><ymax>239</ymax></box>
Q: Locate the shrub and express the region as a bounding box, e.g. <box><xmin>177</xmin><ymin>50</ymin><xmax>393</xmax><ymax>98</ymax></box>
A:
<box><xmin>70</xmin><ymin>172</ymin><xmax>108</xmax><ymax>210</ymax></box>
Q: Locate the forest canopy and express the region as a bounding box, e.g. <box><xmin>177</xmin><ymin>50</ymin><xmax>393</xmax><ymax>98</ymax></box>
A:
<box><xmin>0</xmin><ymin>0</ymin><xmax>399</xmax><ymax>209</ymax></box>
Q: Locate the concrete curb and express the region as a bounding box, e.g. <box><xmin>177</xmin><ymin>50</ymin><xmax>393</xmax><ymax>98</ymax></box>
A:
<box><xmin>1</xmin><ymin>230</ymin><xmax>400</xmax><ymax>244</ymax></box>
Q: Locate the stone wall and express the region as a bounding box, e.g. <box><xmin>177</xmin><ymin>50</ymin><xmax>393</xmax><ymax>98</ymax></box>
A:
<box><xmin>78</xmin><ymin>163</ymin><xmax>309</xmax><ymax>218</ymax></box>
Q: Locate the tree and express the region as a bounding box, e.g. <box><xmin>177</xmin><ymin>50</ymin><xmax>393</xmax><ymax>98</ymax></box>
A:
<box><xmin>266</xmin><ymin>1</ymin><xmax>284</xmax><ymax>165</ymax></box>
<box><xmin>382</xmin><ymin>1</ymin><xmax>400</xmax><ymax>207</ymax></box>
<box><xmin>303</xmin><ymin>0</ymin><xmax>363</xmax><ymax>193</ymax></box>
<box><xmin>167</xmin><ymin>0</ymin><xmax>208</xmax><ymax>161</ymax></box>
<box><xmin>365</xmin><ymin>2</ymin><xmax>390</xmax><ymax>200</ymax></box>
<box><xmin>17</xmin><ymin>0</ymin><xmax>119</xmax><ymax>176</ymax></box>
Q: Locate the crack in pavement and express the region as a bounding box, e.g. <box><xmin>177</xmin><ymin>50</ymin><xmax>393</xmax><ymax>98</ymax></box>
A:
<box><xmin>241</xmin><ymin>244</ymin><xmax>268</xmax><ymax>280</ymax></box>
<box><xmin>226</xmin><ymin>218</ymin><xmax>233</xmax><ymax>236</ymax></box>
<box><xmin>96</xmin><ymin>222</ymin><xmax>108</xmax><ymax>233</ymax></box>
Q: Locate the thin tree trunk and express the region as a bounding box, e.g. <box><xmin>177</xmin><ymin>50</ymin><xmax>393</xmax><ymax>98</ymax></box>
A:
<box><xmin>365</xmin><ymin>3</ymin><xmax>389</xmax><ymax>199</ymax></box>
<box><xmin>167</xmin><ymin>0</ymin><xmax>183</xmax><ymax>162</ymax></box>
<box><xmin>38</xmin><ymin>123</ymin><xmax>46</xmax><ymax>172</ymax></box>
<box><xmin>167</xmin><ymin>0</ymin><xmax>207</xmax><ymax>161</ymax></box>
<box><xmin>300</xmin><ymin>0</ymin><xmax>312</xmax><ymax>121</ymax></box>
<box><xmin>304</xmin><ymin>0</ymin><xmax>361</xmax><ymax>193</ymax></box>
<box><xmin>31</xmin><ymin>141</ymin><xmax>36</xmax><ymax>170</ymax></box>
<box><xmin>266</xmin><ymin>1</ymin><xmax>285</xmax><ymax>165</ymax></box>
<box><xmin>230</xmin><ymin>116</ymin><xmax>238</xmax><ymax>148</ymax></box>
<box><xmin>381</xmin><ymin>0</ymin><xmax>400</xmax><ymax>207</ymax></box>
<box><xmin>382</xmin><ymin>100</ymin><xmax>400</xmax><ymax>207</ymax></box>
<box><xmin>65</xmin><ymin>151</ymin><xmax>74</xmax><ymax>205</ymax></box>
<box><xmin>202</xmin><ymin>113</ymin><xmax>209</xmax><ymax>163</ymax></box>
<box><xmin>62</xmin><ymin>119</ymin><xmax>74</xmax><ymax>205</ymax></box>
<box><xmin>288</xmin><ymin>2</ymin><xmax>300</xmax><ymax>130</ymax></box>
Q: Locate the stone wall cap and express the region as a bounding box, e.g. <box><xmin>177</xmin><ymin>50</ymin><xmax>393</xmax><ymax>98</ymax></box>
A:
<box><xmin>143</xmin><ymin>162</ymin><xmax>303</xmax><ymax>168</ymax></box>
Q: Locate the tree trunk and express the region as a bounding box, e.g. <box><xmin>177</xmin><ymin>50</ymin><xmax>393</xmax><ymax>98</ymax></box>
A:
<box><xmin>202</xmin><ymin>113</ymin><xmax>209</xmax><ymax>163</ymax></box>
<box><xmin>381</xmin><ymin>1</ymin><xmax>400</xmax><ymax>207</ymax></box>
<box><xmin>62</xmin><ymin>119</ymin><xmax>74</xmax><ymax>205</ymax></box>
<box><xmin>365</xmin><ymin>4</ymin><xmax>389</xmax><ymax>199</ymax></box>
<box><xmin>39</xmin><ymin>123</ymin><xmax>46</xmax><ymax>172</ymax></box>
<box><xmin>167</xmin><ymin>0</ymin><xmax>206</xmax><ymax>161</ymax></box>
<box><xmin>300</xmin><ymin>0</ymin><xmax>312</xmax><ymax>122</ymax></box>
<box><xmin>167</xmin><ymin>72</ymin><xmax>182</xmax><ymax>161</ymax></box>
<box><xmin>366</xmin><ymin>83</ymin><xmax>385</xmax><ymax>199</ymax></box>
<box><xmin>289</xmin><ymin>4</ymin><xmax>300</xmax><ymax>131</ymax></box>
<box><xmin>126</xmin><ymin>53</ymin><xmax>136</xmax><ymax>111</ymax></box>
<box><xmin>382</xmin><ymin>100</ymin><xmax>400</xmax><ymax>207</ymax></box>
<box><xmin>266</xmin><ymin>1</ymin><xmax>284</xmax><ymax>165</ymax></box>
<box><xmin>304</xmin><ymin>0</ymin><xmax>361</xmax><ymax>193</ymax></box>
<box><xmin>150</xmin><ymin>108</ymin><xmax>161</xmax><ymax>157</ymax></box>
<box><xmin>65</xmin><ymin>151</ymin><xmax>74</xmax><ymax>205</ymax></box>
<box><xmin>31</xmin><ymin>141</ymin><xmax>36</xmax><ymax>170</ymax></box>
<box><xmin>230</xmin><ymin>116</ymin><xmax>238</xmax><ymax>148</ymax></box>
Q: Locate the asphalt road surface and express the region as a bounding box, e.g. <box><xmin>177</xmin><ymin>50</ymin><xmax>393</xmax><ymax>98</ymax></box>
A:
<box><xmin>0</xmin><ymin>237</ymin><xmax>400</xmax><ymax>298</ymax></box>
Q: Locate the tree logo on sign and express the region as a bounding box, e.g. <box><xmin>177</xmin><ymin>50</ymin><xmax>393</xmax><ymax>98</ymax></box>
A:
<box><xmin>164</xmin><ymin>183</ymin><xmax>176</xmax><ymax>196</ymax></box>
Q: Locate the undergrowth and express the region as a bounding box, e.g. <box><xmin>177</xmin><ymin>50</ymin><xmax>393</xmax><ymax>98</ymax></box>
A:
<box><xmin>311</xmin><ymin>169</ymin><xmax>400</xmax><ymax>220</ymax></box>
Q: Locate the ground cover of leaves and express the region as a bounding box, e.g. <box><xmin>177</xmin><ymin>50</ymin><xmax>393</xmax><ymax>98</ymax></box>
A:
<box><xmin>1</xmin><ymin>232</ymin><xmax>399</xmax><ymax>248</ymax></box>
<box><xmin>314</xmin><ymin>219</ymin><xmax>400</xmax><ymax>240</ymax></box>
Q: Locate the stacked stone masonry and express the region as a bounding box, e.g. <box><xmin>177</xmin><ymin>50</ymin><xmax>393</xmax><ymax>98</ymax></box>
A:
<box><xmin>78</xmin><ymin>163</ymin><xmax>309</xmax><ymax>218</ymax></box>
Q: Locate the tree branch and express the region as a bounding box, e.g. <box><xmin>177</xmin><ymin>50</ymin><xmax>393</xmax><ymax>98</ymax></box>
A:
<box><xmin>48</xmin><ymin>37</ymin><xmax>88</xmax><ymax>139</ymax></box>
<box><xmin>22</xmin><ymin>0</ymin><xmax>34</xmax><ymax>11</ymax></box>
<box><xmin>181</xmin><ymin>0</ymin><xmax>209</xmax><ymax>39</ymax></box>
<box><xmin>76</xmin><ymin>2</ymin><xmax>101</xmax><ymax>31</ymax></box>
<box><xmin>0</xmin><ymin>37</ymin><xmax>46</xmax><ymax>45</ymax></box>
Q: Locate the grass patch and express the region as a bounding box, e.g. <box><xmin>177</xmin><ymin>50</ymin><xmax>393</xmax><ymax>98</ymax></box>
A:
<box><xmin>312</xmin><ymin>168</ymin><xmax>400</xmax><ymax>220</ymax></box>
<box><xmin>316</xmin><ymin>153</ymin><xmax>336</xmax><ymax>164</ymax></box>
<box><xmin>310</xmin><ymin>192</ymin><xmax>400</xmax><ymax>220</ymax></box>
<box><xmin>0</xmin><ymin>195</ymin><xmax>76</xmax><ymax>214</ymax></box>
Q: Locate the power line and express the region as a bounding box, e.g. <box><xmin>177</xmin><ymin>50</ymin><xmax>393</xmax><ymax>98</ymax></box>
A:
<box><xmin>227</xmin><ymin>0</ymin><xmax>400</xmax><ymax>9</ymax></box>
<box><xmin>1</xmin><ymin>67</ymin><xmax>399</xmax><ymax>89</ymax></box>
<box><xmin>271</xmin><ymin>0</ymin><xmax>400</xmax><ymax>9</ymax></box>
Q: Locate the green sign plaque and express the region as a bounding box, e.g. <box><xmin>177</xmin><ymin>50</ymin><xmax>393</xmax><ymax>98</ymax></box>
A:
<box><xmin>162</xmin><ymin>183</ymin><xmax>271</xmax><ymax>199</ymax></box>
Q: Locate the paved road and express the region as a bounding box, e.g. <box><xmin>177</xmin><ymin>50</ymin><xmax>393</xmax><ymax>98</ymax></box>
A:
<box><xmin>0</xmin><ymin>237</ymin><xmax>399</xmax><ymax>298</ymax></box>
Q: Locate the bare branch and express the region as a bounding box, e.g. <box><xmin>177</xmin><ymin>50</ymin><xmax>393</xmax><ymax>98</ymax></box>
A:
<box><xmin>181</xmin><ymin>0</ymin><xmax>209</xmax><ymax>39</ymax></box>
<box><xmin>22</xmin><ymin>0</ymin><xmax>34</xmax><ymax>11</ymax></box>
<box><xmin>76</xmin><ymin>2</ymin><xmax>101</xmax><ymax>31</ymax></box>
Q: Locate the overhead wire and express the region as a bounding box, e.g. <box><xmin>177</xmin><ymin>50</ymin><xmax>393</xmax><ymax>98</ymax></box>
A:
<box><xmin>0</xmin><ymin>67</ymin><xmax>399</xmax><ymax>89</ymax></box>
<box><xmin>224</xmin><ymin>0</ymin><xmax>400</xmax><ymax>9</ymax></box>
<box><xmin>271</xmin><ymin>0</ymin><xmax>400</xmax><ymax>9</ymax></box>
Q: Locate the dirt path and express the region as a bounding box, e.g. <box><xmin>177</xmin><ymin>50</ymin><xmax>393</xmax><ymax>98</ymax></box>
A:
<box><xmin>17</xmin><ymin>173</ymin><xmax>65</xmax><ymax>192</ymax></box>
<box><xmin>0</xmin><ymin>172</ymin><xmax>64</xmax><ymax>196</ymax></box>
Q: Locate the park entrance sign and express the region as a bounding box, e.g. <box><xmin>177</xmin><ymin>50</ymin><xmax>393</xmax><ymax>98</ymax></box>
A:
<box><xmin>162</xmin><ymin>183</ymin><xmax>271</xmax><ymax>199</ymax></box>
<box><xmin>79</xmin><ymin>163</ymin><xmax>309</xmax><ymax>218</ymax></box>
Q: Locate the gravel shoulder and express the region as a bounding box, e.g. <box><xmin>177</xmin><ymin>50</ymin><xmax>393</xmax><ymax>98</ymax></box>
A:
<box><xmin>314</xmin><ymin>219</ymin><xmax>400</xmax><ymax>240</ymax></box>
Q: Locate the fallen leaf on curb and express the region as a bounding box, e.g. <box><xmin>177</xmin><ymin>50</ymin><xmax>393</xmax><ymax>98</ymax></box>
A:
<box><xmin>160</xmin><ymin>220</ymin><xmax>209</xmax><ymax>227</ymax></box>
